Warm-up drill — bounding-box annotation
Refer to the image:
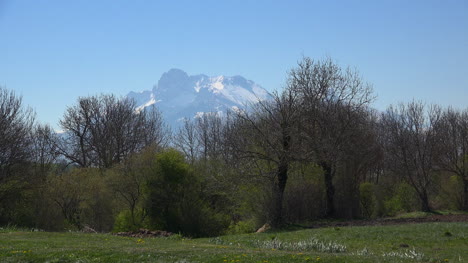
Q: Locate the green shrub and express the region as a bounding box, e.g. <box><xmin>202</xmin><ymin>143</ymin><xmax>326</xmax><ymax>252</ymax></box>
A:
<box><xmin>226</xmin><ymin>219</ymin><xmax>258</xmax><ymax>234</ymax></box>
<box><xmin>443</xmin><ymin>175</ymin><xmax>464</xmax><ymax>210</ymax></box>
<box><xmin>385</xmin><ymin>182</ymin><xmax>418</xmax><ymax>216</ymax></box>
<box><xmin>113</xmin><ymin>209</ymin><xmax>148</xmax><ymax>232</ymax></box>
<box><xmin>145</xmin><ymin>149</ymin><xmax>229</xmax><ymax>237</ymax></box>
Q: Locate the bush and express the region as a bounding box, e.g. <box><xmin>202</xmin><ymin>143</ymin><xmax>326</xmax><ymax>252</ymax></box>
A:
<box><xmin>113</xmin><ymin>209</ymin><xmax>148</xmax><ymax>232</ymax></box>
<box><xmin>385</xmin><ymin>182</ymin><xmax>418</xmax><ymax>216</ymax></box>
<box><xmin>436</xmin><ymin>175</ymin><xmax>464</xmax><ymax>210</ymax></box>
<box><xmin>145</xmin><ymin>149</ymin><xmax>229</xmax><ymax>237</ymax></box>
<box><xmin>47</xmin><ymin>168</ymin><xmax>117</xmax><ymax>232</ymax></box>
<box><xmin>226</xmin><ymin>219</ymin><xmax>258</xmax><ymax>234</ymax></box>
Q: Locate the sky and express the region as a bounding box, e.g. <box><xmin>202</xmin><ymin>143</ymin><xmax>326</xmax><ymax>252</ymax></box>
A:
<box><xmin>1</xmin><ymin>0</ymin><xmax>467</xmax><ymax>129</ymax></box>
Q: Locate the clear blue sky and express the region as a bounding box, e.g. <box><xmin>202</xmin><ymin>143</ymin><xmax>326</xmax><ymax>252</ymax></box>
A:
<box><xmin>1</xmin><ymin>0</ymin><xmax>467</xmax><ymax>129</ymax></box>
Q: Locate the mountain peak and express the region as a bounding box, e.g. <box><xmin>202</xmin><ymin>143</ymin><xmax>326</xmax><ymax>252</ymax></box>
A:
<box><xmin>156</xmin><ymin>68</ymin><xmax>192</xmax><ymax>95</ymax></box>
<box><xmin>127</xmin><ymin>69</ymin><xmax>272</xmax><ymax>128</ymax></box>
<box><xmin>164</xmin><ymin>68</ymin><xmax>188</xmax><ymax>78</ymax></box>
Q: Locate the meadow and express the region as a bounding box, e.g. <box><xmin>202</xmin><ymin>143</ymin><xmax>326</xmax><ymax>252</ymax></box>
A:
<box><xmin>1</xmin><ymin>222</ymin><xmax>467</xmax><ymax>263</ymax></box>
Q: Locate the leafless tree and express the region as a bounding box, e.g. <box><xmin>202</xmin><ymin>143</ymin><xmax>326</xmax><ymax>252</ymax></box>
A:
<box><xmin>0</xmin><ymin>88</ymin><xmax>35</xmax><ymax>178</ymax></box>
<box><xmin>109</xmin><ymin>147</ymin><xmax>158</xmax><ymax>227</ymax></box>
<box><xmin>141</xmin><ymin>105</ymin><xmax>170</xmax><ymax>149</ymax></box>
<box><xmin>435</xmin><ymin>108</ymin><xmax>468</xmax><ymax>210</ymax></box>
<box><xmin>288</xmin><ymin>57</ymin><xmax>375</xmax><ymax>217</ymax></box>
<box><xmin>380</xmin><ymin>102</ymin><xmax>442</xmax><ymax>212</ymax></box>
<box><xmin>31</xmin><ymin>124</ymin><xmax>59</xmax><ymax>178</ymax></box>
<box><xmin>226</xmin><ymin>88</ymin><xmax>301</xmax><ymax>227</ymax></box>
<box><xmin>0</xmin><ymin>87</ymin><xmax>35</xmax><ymax>221</ymax></box>
<box><xmin>57</xmin><ymin>94</ymin><xmax>168</xmax><ymax>168</ymax></box>
<box><xmin>174</xmin><ymin>118</ymin><xmax>199</xmax><ymax>165</ymax></box>
<box><xmin>196</xmin><ymin>113</ymin><xmax>225</xmax><ymax>162</ymax></box>
<box><xmin>57</xmin><ymin>97</ymin><xmax>95</xmax><ymax>167</ymax></box>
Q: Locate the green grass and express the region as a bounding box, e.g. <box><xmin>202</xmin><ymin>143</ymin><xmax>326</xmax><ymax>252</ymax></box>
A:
<box><xmin>1</xmin><ymin>222</ymin><xmax>467</xmax><ymax>262</ymax></box>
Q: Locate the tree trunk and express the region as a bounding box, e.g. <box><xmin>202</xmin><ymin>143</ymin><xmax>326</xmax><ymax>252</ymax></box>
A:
<box><xmin>271</xmin><ymin>162</ymin><xmax>288</xmax><ymax>228</ymax></box>
<box><xmin>463</xmin><ymin>178</ymin><xmax>468</xmax><ymax>211</ymax></box>
<box><xmin>420</xmin><ymin>190</ymin><xmax>431</xmax><ymax>212</ymax></box>
<box><xmin>321</xmin><ymin>161</ymin><xmax>335</xmax><ymax>218</ymax></box>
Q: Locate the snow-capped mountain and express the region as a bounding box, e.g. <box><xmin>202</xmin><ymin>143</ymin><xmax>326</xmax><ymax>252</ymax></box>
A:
<box><xmin>126</xmin><ymin>69</ymin><xmax>271</xmax><ymax>127</ymax></box>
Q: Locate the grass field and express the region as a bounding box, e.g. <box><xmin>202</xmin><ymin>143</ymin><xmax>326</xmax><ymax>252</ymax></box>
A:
<box><xmin>1</xmin><ymin>222</ymin><xmax>467</xmax><ymax>262</ymax></box>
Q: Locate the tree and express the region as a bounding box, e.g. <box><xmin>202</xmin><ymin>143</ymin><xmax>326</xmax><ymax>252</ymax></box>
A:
<box><xmin>57</xmin><ymin>97</ymin><xmax>94</xmax><ymax>167</ymax></box>
<box><xmin>196</xmin><ymin>113</ymin><xmax>225</xmax><ymax>162</ymax></box>
<box><xmin>0</xmin><ymin>87</ymin><xmax>35</xmax><ymax>224</ymax></box>
<box><xmin>380</xmin><ymin>102</ymin><xmax>441</xmax><ymax>212</ymax></box>
<box><xmin>174</xmin><ymin>118</ymin><xmax>199</xmax><ymax>165</ymax></box>
<box><xmin>57</xmin><ymin>94</ymin><xmax>168</xmax><ymax>168</ymax></box>
<box><xmin>288</xmin><ymin>57</ymin><xmax>375</xmax><ymax>217</ymax></box>
<box><xmin>109</xmin><ymin>147</ymin><xmax>158</xmax><ymax>228</ymax></box>
<box><xmin>0</xmin><ymin>88</ymin><xmax>35</xmax><ymax>177</ymax></box>
<box><xmin>31</xmin><ymin>124</ymin><xmax>59</xmax><ymax>178</ymax></box>
<box><xmin>47</xmin><ymin>168</ymin><xmax>115</xmax><ymax>231</ymax></box>
<box><xmin>145</xmin><ymin>149</ymin><xmax>228</xmax><ymax>236</ymax></box>
<box><xmin>435</xmin><ymin>108</ymin><xmax>468</xmax><ymax>210</ymax></box>
<box><xmin>225</xmin><ymin>88</ymin><xmax>301</xmax><ymax>227</ymax></box>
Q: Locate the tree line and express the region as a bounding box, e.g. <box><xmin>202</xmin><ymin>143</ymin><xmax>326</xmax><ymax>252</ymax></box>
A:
<box><xmin>1</xmin><ymin>57</ymin><xmax>467</xmax><ymax>236</ymax></box>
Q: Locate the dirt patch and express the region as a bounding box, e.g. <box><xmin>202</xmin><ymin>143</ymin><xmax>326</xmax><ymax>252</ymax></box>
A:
<box><xmin>114</xmin><ymin>228</ymin><xmax>173</xmax><ymax>238</ymax></box>
<box><xmin>305</xmin><ymin>214</ymin><xmax>468</xmax><ymax>229</ymax></box>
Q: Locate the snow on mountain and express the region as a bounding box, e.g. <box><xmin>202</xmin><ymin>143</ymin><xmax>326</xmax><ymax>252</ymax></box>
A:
<box><xmin>126</xmin><ymin>69</ymin><xmax>272</xmax><ymax>127</ymax></box>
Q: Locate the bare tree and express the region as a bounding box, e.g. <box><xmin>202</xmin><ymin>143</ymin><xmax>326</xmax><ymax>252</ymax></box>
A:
<box><xmin>289</xmin><ymin>57</ymin><xmax>375</xmax><ymax>217</ymax></box>
<box><xmin>0</xmin><ymin>87</ymin><xmax>35</xmax><ymax>222</ymax></box>
<box><xmin>196</xmin><ymin>113</ymin><xmax>224</xmax><ymax>162</ymax></box>
<box><xmin>57</xmin><ymin>94</ymin><xmax>168</xmax><ymax>168</ymax></box>
<box><xmin>109</xmin><ymin>147</ymin><xmax>158</xmax><ymax>227</ymax></box>
<box><xmin>174</xmin><ymin>118</ymin><xmax>199</xmax><ymax>164</ymax></box>
<box><xmin>226</xmin><ymin>88</ymin><xmax>301</xmax><ymax>227</ymax></box>
<box><xmin>141</xmin><ymin>105</ymin><xmax>170</xmax><ymax>149</ymax></box>
<box><xmin>380</xmin><ymin>102</ymin><xmax>442</xmax><ymax>212</ymax></box>
<box><xmin>57</xmin><ymin>97</ymin><xmax>95</xmax><ymax>167</ymax></box>
<box><xmin>435</xmin><ymin>108</ymin><xmax>468</xmax><ymax>210</ymax></box>
<box><xmin>0</xmin><ymin>88</ymin><xmax>35</xmax><ymax>177</ymax></box>
<box><xmin>31</xmin><ymin>124</ymin><xmax>59</xmax><ymax>178</ymax></box>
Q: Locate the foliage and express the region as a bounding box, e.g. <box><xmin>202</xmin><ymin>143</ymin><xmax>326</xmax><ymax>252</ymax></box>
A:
<box><xmin>226</xmin><ymin>219</ymin><xmax>258</xmax><ymax>234</ymax></box>
<box><xmin>283</xmin><ymin>163</ymin><xmax>325</xmax><ymax>221</ymax></box>
<box><xmin>113</xmin><ymin>209</ymin><xmax>148</xmax><ymax>232</ymax></box>
<box><xmin>384</xmin><ymin>183</ymin><xmax>418</xmax><ymax>216</ymax></box>
<box><xmin>107</xmin><ymin>147</ymin><xmax>158</xmax><ymax>231</ymax></box>
<box><xmin>3</xmin><ymin>59</ymin><xmax>468</xmax><ymax>234</ymax></box>
<box><xmin>145</xmin><ymin>149</ymin><xmax>229</xmax><ymax>237</ymax></box>
<box><xmin>437</xmin><ymin>175</ymin><xmax>464</xmax><ymax>210</ymax></box>
<box><xmin>47</xmin><ymin>168</ymin><xmax>115</xmax><ymax>231</ymax></box>
<box><xmin>359</xmin><ymin>182</ymin><xmax>376</xmax><ymax>218</ymax></box>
